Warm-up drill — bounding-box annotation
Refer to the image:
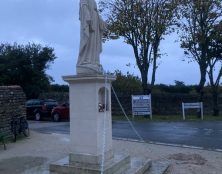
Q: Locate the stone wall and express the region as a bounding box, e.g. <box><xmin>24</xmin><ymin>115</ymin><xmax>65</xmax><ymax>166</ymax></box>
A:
<box><xmin>0</xmin><ymin>86</ymin><xmax>26</xmax><ymax>140</ymax></box>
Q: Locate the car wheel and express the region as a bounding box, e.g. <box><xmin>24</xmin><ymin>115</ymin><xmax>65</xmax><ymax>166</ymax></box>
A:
<box><xmin>53</xmin><ymin>113</ymin><xmax>60</xmax><ymax>122</ymax></box>
<box><xmin>35</xmin><ymin>112</ymin><xmax>41</xmax><ymax>121</ymax></box>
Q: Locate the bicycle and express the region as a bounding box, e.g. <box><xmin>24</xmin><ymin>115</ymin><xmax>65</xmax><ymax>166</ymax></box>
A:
<box><xmin>0</xmin><ymin>133</ymin><xmax>6</xmax><ymax>150</ymax></box>
<box><xmin>11</xmin><ymin>115</ymin><xmax>29</xmax><ymax>142</ymax></box>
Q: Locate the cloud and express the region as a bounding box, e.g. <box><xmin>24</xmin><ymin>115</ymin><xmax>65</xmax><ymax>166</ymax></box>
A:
<box><xmin>0</xmin><ymin>0</ymin><xmax>204</xmax><ymax>85</ymax></box>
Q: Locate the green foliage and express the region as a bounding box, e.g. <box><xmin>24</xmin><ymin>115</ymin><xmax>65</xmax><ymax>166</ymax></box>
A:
<box><xmin>178</xmin><ymin>0</ymin><xmax>222</xmax><ymax>90</ymax></box>
<box><xmin>99</xmin><ymin>0</ymin><xmax>178</xmax><ymax>93</ymax></box>
<box><xmin>207</xmin><ymin>20</ymin><xmax>222</xmax><ymax>87</ymax></box>
<box><xmin>113</xmin><ymin>114</ymin><xmax>222</xmax><ymax>121</ymax></box>
<box><xmin>153</xmin><ymin>83</ymin><xmax>197</xmax><ymax>94</ymax></box>
<box><xmin>112</xmin><ymin>70</ymin><xmax>143</xmax><ymax>95</ymax></box>
<box><xmin>177</xmin><ymin>0</ymin><xmax>222</xmax><ymax>115</ymax></box>
<box><xmin>112</xmin><ymin>71</ymin><xmax>199</xmax><ymax>94</ymax></box>
<box><xmin>174</xmin><ymin>80</ymin><xmax>185</xmax><ymax>87</ymax></box>
<box><xmin>49</xmin><ymin>84</ymin><xmax>69</xmax><ymax>92</ymax></box>
<box><xmin>0</xmin><ymin>43</ymin><xmax>56</xmax><ymax>99</ymax></box>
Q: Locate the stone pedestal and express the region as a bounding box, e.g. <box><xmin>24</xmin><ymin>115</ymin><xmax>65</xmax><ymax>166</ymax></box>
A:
<box><xmin>50</xmin><ymin>74</ymin><xmax>153</xmax><ymax>174</ymax></box>
<box><xmin>65</xmin><ymin>75</ymin><xmax>115</xmax><ymax>160</ymax></box>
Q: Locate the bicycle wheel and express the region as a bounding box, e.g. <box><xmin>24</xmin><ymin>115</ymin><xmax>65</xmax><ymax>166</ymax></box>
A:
<box><xmin>21</xmin><ymin>119</ymin><xmax>30</xmax><ymax>137</ymax></box>
<box><xmin>23</xmin><ymin>127</ymin><xmax>29</xmax><ymax>137</ymax></box>
<box><xmin>12</xmin><ymin>125</ymin><xmax>17</xmax><ymax>142</ymax></box>
<box><xmin>11</xmin><ymin>119</ymin><xmax>17</xmax><ymax>142</ymax></box>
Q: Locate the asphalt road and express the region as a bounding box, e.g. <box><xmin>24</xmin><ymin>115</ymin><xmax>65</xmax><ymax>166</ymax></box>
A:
<box><xmin>28</xmin><ymin>120</ymin><xmax>222</xmax><ymax>151</ymax></box>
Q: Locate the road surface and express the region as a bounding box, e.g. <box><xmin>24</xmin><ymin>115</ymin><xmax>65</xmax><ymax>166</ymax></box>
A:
<box><xmin>29</xmin><ymin>120</ymin><xmax>222</xmax><ymax>151</ymax></box>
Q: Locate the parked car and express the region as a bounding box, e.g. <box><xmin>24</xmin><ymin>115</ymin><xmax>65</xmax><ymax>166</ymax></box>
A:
<box><xmin>51</xmin><ymin>103</ymin><xmax>69</xmax><ymax>122</ymax></box>
<box><xmin>26</xmin><ymin>99</ymin><xmax>58</xmax><ymax>121</ymax></box>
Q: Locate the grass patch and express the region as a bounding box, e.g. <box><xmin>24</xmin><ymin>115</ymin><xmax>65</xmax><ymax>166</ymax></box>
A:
<box><xmin>112</xmin><ymin>114</ymin><xmax>222</xmax><ymax>122</ymax></box>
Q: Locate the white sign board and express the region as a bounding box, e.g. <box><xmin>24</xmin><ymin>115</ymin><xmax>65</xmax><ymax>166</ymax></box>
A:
<box><xmin>182</xmin><ymin>102</ymin><xmax>203</xmax><ymax>120</ymax></box>
<box><xmin>183</xmin><ymin>103</ymin><xmax>202</xmax><ymax>109</ymax></box>
<box><xmin>132</xmin><ymin>95</ymin><xmax>152</xmax><ymax>119</ymax></box>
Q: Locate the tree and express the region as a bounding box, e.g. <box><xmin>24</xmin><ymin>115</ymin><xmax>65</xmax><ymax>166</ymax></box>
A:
<box><xmin>50</xmin><ymin>84</ymin><xmax>69</xmax><ymax>92</ymax></box>
<box><xmin>154</xmin><ymin>82</ymin><xmax>196</xmax><ymax>94</ymax></box>
<box><xmin>112</xmin><ymin>70</ymin><xmax>142</xmax><ymax>94</ymax></box>
<box><xmin>174</xmin><ymin>80</ymin><xmax>185</xmax><ymax>87</ymax></box>
<box><xmin>177</xmin><ymin>0</ymin><xmax>222</xmax><ymax>115</ymax></box>
<box><xmin>178</xmin><ymin>0</ymin><xmax>222</xmax><ymax>102</ymax></box>
<box><xmin>0</xmin><ymin>43</ymin><xmax>56</xmax><ymax>98</ymax></box>
<box><xmin>99</xmin><ymin>0</ymin><xmax>178</xmax><ymax>94</ymax></box>
<box><xmin>207</xmin><ymin>21</ymin><xmax>222</xmax><ymax>115</ymax></box>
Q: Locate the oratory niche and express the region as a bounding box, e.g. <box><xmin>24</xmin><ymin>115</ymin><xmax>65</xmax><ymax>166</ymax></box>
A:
<box><xmin>98</xmin><ymin>87</ymin><xmax>109</xmax><ymax>112</ymax></box>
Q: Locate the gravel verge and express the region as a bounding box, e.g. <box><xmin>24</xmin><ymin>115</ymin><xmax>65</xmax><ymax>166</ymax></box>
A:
<box><xmin>0</xmin><ymin>131</ymin><xmax>221</xmax><ymax>174</ymax></box>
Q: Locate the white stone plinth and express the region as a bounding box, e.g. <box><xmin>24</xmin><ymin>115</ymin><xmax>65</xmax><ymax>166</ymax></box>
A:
<box><xmin>50</xmin><ymin>74</ymin><xmax>153</xmax><ymax>174</ymax></box>
<box><xmin>63</xmin><ymin>75</ymin><xmax>116</xmax><ymax>162</ymax></box>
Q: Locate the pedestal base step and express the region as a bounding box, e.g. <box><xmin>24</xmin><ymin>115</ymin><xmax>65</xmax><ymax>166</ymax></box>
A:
<box><xmin>125</xmin><ymin>158</ymin><xmax>152</xmax><ymax>174</ymax></box>
<box><xmin>146</xmin><ymin>161</ymin><xmax>170</xmax><ymax>174</ymax></box>
<box><xmin>50</xmin><ymin>154</ymin><xmax>152</xmax><ymax>174</ymax></box>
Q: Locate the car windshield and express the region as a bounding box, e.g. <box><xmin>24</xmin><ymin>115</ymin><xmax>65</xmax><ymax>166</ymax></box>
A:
<box><xmin>44</xmin><ymin>100</ymin><xmax>58</xmax><ymax>106</ymax></box>
<box><xmin>26</xmin><ymin>99</ymin><xmax>43</xmax><ymax>106</ymax></box>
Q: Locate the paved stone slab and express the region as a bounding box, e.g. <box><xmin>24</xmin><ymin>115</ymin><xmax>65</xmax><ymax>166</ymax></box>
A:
<box><xmin>146</xmin><ymin>161</ymin><xmax>170</xmax><ymax>174</ymax></box>
<box><xmin>50</xmin><ymin>154</ymin><xmax>130</xmax><ymax>174</ymax></box>
<box><xmin>126</xmin><ymin>158</ymin><xmax>152</xmax><ymax>174</ymax></box>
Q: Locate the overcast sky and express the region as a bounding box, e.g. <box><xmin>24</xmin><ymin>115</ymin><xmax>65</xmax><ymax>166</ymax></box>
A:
<box><xmin>0</xmin><ymin>0</ymin><xmax>201</xmax><ymax>85</ymax></box>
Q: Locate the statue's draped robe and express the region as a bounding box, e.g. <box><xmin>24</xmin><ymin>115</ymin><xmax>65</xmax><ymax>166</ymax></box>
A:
<box><xmin>77</xmin><ymin>0</ymin><xmax>105</xmax><ymax>73</ymax></box>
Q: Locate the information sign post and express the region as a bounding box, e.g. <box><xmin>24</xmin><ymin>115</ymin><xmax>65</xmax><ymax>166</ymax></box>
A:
<box><xmin>132</xmin><ymin>95</ymin><xmax>152</xmax><ymax>119</ymax></box>
<box><xmin>182</xmin><ymin>102</ymin><xmax>203</xmax><ymax>120</ymax></box>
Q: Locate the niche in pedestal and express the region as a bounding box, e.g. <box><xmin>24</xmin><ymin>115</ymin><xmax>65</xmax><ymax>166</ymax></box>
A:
<box><xmin>98</xmin><ymin>87</ymin><xmax>109</xmax><ymax>112</ymax></box>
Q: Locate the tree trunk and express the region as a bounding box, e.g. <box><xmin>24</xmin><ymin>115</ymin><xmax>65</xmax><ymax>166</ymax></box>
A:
<box><xmin>151</xmin><ymin>43</ymin><xmax>159</xmax><ymax>91</ymax></box>
<box><xmin>208</xmin><ymin>65</ymin><xmax>220</xmax><ymax>116</ymax></box>
<box><xmin>212</xmin><ymin>87</ymin><xmax>219</xmax><ymax>116</ymax></box>
<box><xmin>141</xmin><ymin>71</ymin><xmax>149</xmax><ymax>94</ymax></box>
<box><xmin>196</xmin><ymin>65</ymin><xmax>207</xmax><ymax>118</ymax></box>
<box><xmin>197</xmin><ymin>65</ymin><xmax>207</xmax><ymax>102</ymax></box>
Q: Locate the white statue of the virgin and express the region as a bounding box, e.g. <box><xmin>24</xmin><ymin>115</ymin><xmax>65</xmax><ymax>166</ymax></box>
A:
<box><xmin>76</xmin><ymin>0</ymin><xmax>106</xmax><ymax>75</ymax></box>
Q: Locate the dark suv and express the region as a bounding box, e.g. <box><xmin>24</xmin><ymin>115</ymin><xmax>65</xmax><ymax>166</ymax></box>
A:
<box><xmin>26</xmin><ymin>99</ymin><xmax>58</xmax><ymax>121</ymax></box>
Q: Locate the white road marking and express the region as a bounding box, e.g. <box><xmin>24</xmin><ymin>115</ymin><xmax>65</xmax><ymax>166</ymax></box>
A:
<box><xmin>113</xmin><ymin>137</ymin><xmax>222</xmax><ymax>153</ymax></box>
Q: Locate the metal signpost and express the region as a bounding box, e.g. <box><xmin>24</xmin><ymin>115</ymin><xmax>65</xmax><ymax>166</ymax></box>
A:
<box><xmin>132</xmin><ymin>95</ymin><xmax>152</xmax><ymax>119</ymax></box>
<box><xmin>182</xmin><ymin>102</ymin><xmax>203</xmax><ymax>120</ymax></box>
